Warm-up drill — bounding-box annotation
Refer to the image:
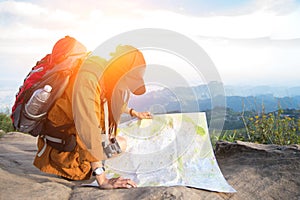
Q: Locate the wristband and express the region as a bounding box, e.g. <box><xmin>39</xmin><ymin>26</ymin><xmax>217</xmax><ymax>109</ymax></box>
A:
<box><xmin>92</xmin><ymin>167</ymin><xmax>105</xmax><ymax>176</ymax></box>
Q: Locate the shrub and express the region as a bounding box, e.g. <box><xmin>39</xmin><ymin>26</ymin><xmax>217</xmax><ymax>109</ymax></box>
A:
<box><xmin>0</xmin><ymin>113</ymin><xmax>14</xmax><ymax>134</ymax></box>
<box><xmin>246</xmin><ymin>108</ymin><xmax>300</xmax><ymax>145</ymax></box>
<box><xmin>216</xmin><ymin>105</ymin><xmax>300</xmax><ymax>145</ymax></box>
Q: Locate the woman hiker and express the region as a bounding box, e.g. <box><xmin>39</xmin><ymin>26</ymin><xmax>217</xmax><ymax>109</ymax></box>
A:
<box><xmin>33</xmin><ymin>45</ymin><xmax>151</xmax><ymax>189</ymax></box>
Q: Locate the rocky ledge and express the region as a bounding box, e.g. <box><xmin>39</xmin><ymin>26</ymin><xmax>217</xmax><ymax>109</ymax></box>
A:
<box><xmin>0</xmin><ymin>132</ymin><xmax>299</xmax><ymax>200</ymax></box>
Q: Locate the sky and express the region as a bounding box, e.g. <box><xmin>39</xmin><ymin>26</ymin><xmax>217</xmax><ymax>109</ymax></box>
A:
<box><xmin>0</xmin><ymin>0</ymin><xmax>300</xmax><ymax>87</ymax></box>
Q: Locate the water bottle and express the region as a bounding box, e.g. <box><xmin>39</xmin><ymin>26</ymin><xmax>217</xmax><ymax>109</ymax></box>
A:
<box><xmin>19</xmin><ymin>85</ymin><xmax>52</xmax><ymax>133</ymax></box>
<box><xmin>25</xmin><ymin>85</ymin><xmax>52</xmax><ymax>119</ymax></box>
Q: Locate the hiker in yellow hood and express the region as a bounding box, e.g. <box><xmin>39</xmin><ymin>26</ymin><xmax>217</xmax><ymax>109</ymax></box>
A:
<box><xmin>34</xmin><ymin>45</ymin><xmax>151</xmax><ymax>189</ymax></box>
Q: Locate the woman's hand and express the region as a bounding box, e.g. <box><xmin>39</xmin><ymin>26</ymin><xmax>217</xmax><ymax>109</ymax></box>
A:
<box><xmin>96</xmin><ymin>173</ymin><xmax>137</xmax><ymax>189</ymax></box>
<box><xmin>132</xmin><ymin>110</ymin><xmax>152</xmax><ymax>120</ymax></box>
<box><xmin>126</xmin><ymin>107</ymin><xmax>152</xmax><ymax>120</ymax></box>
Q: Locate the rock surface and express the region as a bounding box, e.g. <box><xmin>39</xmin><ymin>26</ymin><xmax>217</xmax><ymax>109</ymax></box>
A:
<box><xmin>0</xmin><ymin>132</ymin><xmax>299</xmax><ymax>200</ymax></box>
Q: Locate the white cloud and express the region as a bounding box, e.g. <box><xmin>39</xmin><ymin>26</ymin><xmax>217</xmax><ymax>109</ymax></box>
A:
<box><xmin>1</xmin><ymin>0</ymin><xmax>300</xmax><ymax>41</ymax></box>
<box><xmin>0</xmin><ymin>1</ymin><xmax>44</xmax><ymax>17</ymax></box>
<box><xmin>250</xmin><ymin>0</ymin><xmax>298</xmax><ymax>14</ymax></box>
<box><xmin>133</xmin><ymin>5</ymin><xmax>300</xmax><ymax>39</ymax></box>
<box><xmin>0</xmin><ymin>3</ymin><xmax>69</xmax><ymax>40</ymax></box>
<box><xmin>197</xmin><ymin>37</ymin><xmax>300</xmax><ymax>86</ymax></box>
<box><xmin>0</xmin><ymin>0</ymin><xmax>299</xmax><ymax>86</ymax></box>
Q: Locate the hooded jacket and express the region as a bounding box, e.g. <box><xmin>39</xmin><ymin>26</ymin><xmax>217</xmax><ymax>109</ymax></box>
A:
<box><xmin>33</xmin><ymin>46</ymin><xmax>146</xmax><ymax>180</ymax></box>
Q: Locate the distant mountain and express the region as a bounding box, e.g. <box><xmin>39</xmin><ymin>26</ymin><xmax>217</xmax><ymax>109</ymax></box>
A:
<box><xmin>0</xmin><ymin>80</ymin><xmax>19</xmax><ymax>113</ymax></box>
<box><xmin>224</xmin><ymin>85</ymin><xmax>300</xmax><ymax>97</ymax></box>
<box><xmin>1</xmin><ymin>80</ymin><xmax>300</xmax><ymax>113</ymax></box>
<box><xmin>224</xmin><ymin>95</ymin><xmax>300</xmax><ymax>113</ymax></box>
<box><xmin>129</xmin><ymin>85</ymin><xmax>300</xmax><ymax>114</ymax></box>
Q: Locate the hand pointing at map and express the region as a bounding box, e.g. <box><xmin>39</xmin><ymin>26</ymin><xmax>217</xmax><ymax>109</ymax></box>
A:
<box><xmin>127</xmin><ymin>107</ymin><xmax>152</xmax><ymax>120</ymax></box>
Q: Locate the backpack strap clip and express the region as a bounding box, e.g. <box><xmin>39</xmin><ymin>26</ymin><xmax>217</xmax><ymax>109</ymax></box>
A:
<box><xmin>101</xmin><ymin>100</ymin><xmax>122</xmax><ymax>158</ymax></box>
